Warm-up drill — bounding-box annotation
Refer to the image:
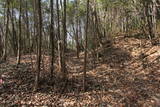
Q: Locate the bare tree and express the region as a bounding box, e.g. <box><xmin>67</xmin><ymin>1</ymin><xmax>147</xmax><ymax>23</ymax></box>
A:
<box><xmin>56</xmin><ymin>0</ymin><xmax>61</xmax><ymax>73</ymax></box>
<box><xmin>34</xmin><ymin>0</ymin><xmax>43</xmax><ymax>91</ymax></box>
<box><xmin>17</xmin><ymin>0</ymin><xmax>22</xmax><ymax>65</ymax></box>
<box><xmin>50</xmin><ymin>0</ymin><xmax>55</xmax><ymax>79</ymax></box>
<box><xmin>25</xmin><ymin>0</ymin><xmax>30</xmax><ymax>53</ymax></box>
<box><xmin>10</xmin><ymin>3</ymin><xmax>18</xmax><ymax>57</ymax></box>
<box><xmin>56</xmin><ymin>0</ymin><xmax>65</xmax><ymax>77</ymax></box>
<box><xmin>83</xmin><ymin>0</ymin><xmax>89</xmax><ymax>91</ymax></box>
<box><xmin>75</xmin><ymin>0</ymin><xmax>80</xmax><ymax>59</ymax></box>
<box><xmin>2</xmin><ymin>0</ymin><xmax>9</xmax><ymax>61</ymax></box>
<box><xmin>143</xmin><ymin>0</ymin><xmax>157</xmax><ymax>44</ymax></box>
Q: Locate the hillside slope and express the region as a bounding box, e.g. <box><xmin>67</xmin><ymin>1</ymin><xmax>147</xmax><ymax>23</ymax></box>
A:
<box><xmin>0</xmin><ymin>37</ymin><xmax>160</xmax><ymax>106</ymax></box>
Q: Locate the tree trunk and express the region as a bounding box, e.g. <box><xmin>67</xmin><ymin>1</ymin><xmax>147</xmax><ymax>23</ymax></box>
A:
<box><xmin>56</xmin><ymin>0</ymin><xmax>63</xmax><ymax>75</ymax></box>
<box><xmin>34</xmin><ymin>0</ymin><xmax>43</xmax><ymax>91</ymax></box>
<box><xmin>10</xmin><ymin>5</ymin><xmax>18</xmax><ymax>56</ymax></box>
<box><xmin>33</xmin><ymin>0</ymin><xmax>38</xmax><ymax>54</ymax></box>
<box><xmin>83</xmin><ymin>0</ymin><xmax>89</xmax><ymax>91</ymax></box>
<box><xmin>75</xmin><ymin>0</ymin><xmax>80</xmax><ymax>59</ymax></box>
<box><xmin>94</xmin><ymin>10</ymin><xmax>103</xmax><ymax>47</ymax></box>
<box><xmin>62</xmin><ymin>0</ymin><xmax>67</xmax><ymax>79</ymax></box>
<box><xmin>50</xmin><ymin>0</ymin><xmax>55</xmax><ymax>79</ymax></box>
<box><xmin>144</xmin><ymin>0</ymin><xmax>157</xmax><ymax>44</ymax></box>
<box><xmin>25</xmin><ymin>0</ymin><xmax>30</xmax><ymax>53</ymax></box>
<box><xmin>17</xmin><ymin>0</ymin><xmax>22</xmax><ymax>65</ymax></box>
<box><xmin>0</xmin><ymin>32</ymin><xmax>2</xmax><ymax>58</ymax></box>
<box><xmin>2</xmin><ymin>0</ymin><xmax>9</xmax><ymax>61</ymax></box>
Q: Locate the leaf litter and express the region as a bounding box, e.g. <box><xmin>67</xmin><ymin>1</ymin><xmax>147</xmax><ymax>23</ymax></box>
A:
<box><xmin>0</xmin><ymin>37</ymin><xmax>160</xmax><ymax>106</ymax></box>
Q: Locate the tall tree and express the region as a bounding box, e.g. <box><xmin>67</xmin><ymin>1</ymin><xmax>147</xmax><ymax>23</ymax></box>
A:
<box><xmin>83</xmin><ymin>0</ymin><xmax>89</xmax><ymax>91</ymax></box>
<box><xmin>2</xmin><ymin>0</ymin><xmax>9</xmax><ymax>61</ymax></box>
<box><xmin>56</xmin><ymin>0</ymin><xmax>63</xmax><ymax>76</ymax></box>
<box><xmin>33</xmin><ymin>0</ymin><xmax>38</xmax><ymax>53</ymax></box>
<box><xmin>75</xmin><ymin>0</ymin><xmax>80</xmax><ymax>58</ymax></box>
<box><xmin>17</xmin><ymin>0</ymin><xmax>22</xmax><ymax>65</ymax></box>
<box><xmin>50</xmin><ymin>0</ymin><xmax>55</xmax><ymax>79</ymax></box>
<box><xmin>140</xmin><ymin>0</ymin><xmax>157</xmax><ymax>45</ymax></box>
<box><xmin>0</xmin><ymin>25</ymin><xmax>2</xmax><ymax>58</ymax></box>
<box><xmin>146</xmin><ymin>0</ymin><xmax>157</xmax><ymax>44</ymax></box>
<box><xmin>25</xmin><ymin>0</ymin><xmax>30</xmax><ymax>53</ymax></box>
<box><xmin>34</xmin><ymin>0</ymin><xmax>42</xmax><ymax>91</ymax></box>
<box><xmin>62</xmin><ymin>0</ymin><xmax>67</xmax><ymax>78</ymax></box>
<box><xmin>10</xmin><ymin>3</ymin><xmax>18</xmax><ymax>56</ymax></box>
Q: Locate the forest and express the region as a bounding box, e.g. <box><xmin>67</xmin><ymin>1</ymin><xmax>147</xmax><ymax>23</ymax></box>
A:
<box><xmin>0</xmin><ymin>0</ymin><xmax>160</xmax><ymax>106</ymax></box>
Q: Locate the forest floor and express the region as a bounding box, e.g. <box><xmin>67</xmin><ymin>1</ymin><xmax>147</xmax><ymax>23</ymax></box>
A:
<box><xmin>0</xmin><ymin>36</ymin><xmax>160</xmax><ymax>107</ymax></box>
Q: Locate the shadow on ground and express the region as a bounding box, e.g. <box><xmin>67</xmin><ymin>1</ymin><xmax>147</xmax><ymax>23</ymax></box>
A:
<box><xmin>0</xmin><ymin>37</ymin><xmax>160</xmax><ymax>106</ymax></box>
